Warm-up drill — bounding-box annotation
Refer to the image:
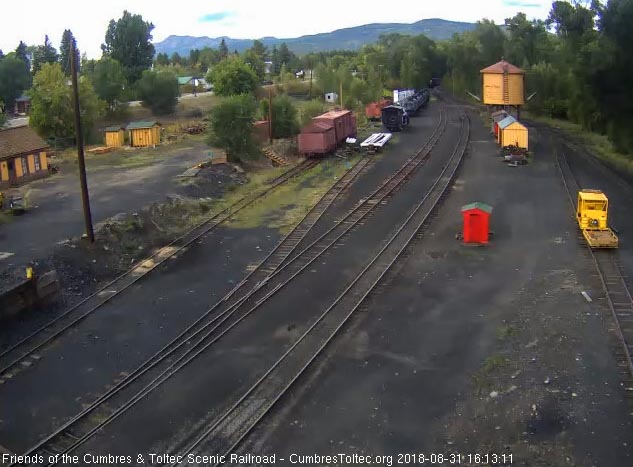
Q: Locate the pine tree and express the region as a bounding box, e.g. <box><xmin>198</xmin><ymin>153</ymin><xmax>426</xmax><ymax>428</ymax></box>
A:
<box><xmin>32</xmin><ymin>35</ymin><xmax>59</xmax><ymax>74</ymax></box>
<box><xmin>278</xmin><ymin>43</ymin><xmax>292</xmax><ymax>68</ymax></box>
<box><xmin>219</xmin><ymin>39</ymin><xmax>229</xmax><ymax>59</ymax></box>
<box><xmin>271</xmin><ymin>45</ymin><xmax>280</xmax><ymax>75</ymax></box>
<box><xmin>59</xmin><ymin>29</ymin><xmax>79</xmax><ymax>75</ymax></box>
<box><xmin>15</xmin><ymin>41</ymin><xmax>30</xmax><ymax>70</ymax></box>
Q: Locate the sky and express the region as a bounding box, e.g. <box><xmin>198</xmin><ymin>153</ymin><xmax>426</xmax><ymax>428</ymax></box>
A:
<box><xmin>0</xmin><ymin>0</ymin><xmax>553</xmax><ymax>58</ymax></box>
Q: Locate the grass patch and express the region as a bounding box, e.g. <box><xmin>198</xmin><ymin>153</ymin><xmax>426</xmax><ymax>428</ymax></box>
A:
<box><xmin>482</xmin><ymin>354</ymin><xmax>507</xmax><ymax>373</ymax></box>
<box><xmin>56</xmin><ymin>134</ymin><xmax>208</xmax><ymax>172</ymax></box>
<box><xmin>227</xmin><ymin>157</ymin><xmax>361</xmax><ymax>234</ymax></box>
<box><xmin>472</xmin><ymin>354</ymin><xmax>508</xmax><ymax>393</ymax></box>
<box><xmin>0</xmin><ymin>211</ymin><xmax>14</xmax><ymax>224</ymax></box>
<box><xmin>126</xmin><ymin>93</ymin><xmax>219</xmax><ymax>124</ymax></box>
<box><xmin>527</xmin><ymin>113</ymin><xmax>633</xmax><ymax>175</ymax></box>
<box><xmin>496</xmin><ymin>324</ymin><xmax>518</xmax><ymax>340</ymax></box>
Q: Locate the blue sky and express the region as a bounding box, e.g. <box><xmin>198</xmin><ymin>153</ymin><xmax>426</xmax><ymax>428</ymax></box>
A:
<box><xmin>0</xmin><ymin>0</ymin><xmax>553</xmax><ymax>58</ymax></box>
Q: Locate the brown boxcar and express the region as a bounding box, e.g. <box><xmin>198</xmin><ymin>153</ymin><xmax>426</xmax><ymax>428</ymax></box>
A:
<box><xmin>313</xmin><ymin>110</ymin><xmax>354</xmax><ymax>144</ymax></box>
<box><xmin>349</xmin><ymin>115</ymin><xmax>357</xmax><ymax>138</ymax></box>
<box><xmin>298</xmin><ymin>122</ymin><xmax>337</xmax><ymax>156</ymax></box>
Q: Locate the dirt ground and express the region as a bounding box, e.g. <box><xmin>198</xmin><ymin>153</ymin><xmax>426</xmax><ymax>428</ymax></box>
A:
<box><xmin>0</xmin><ymin>137</ymin><xmax>213</xmax><ymax>269</ymax></box>
<box><xmin>237</xmin><ymin>111</ymin><xmax>633</xmax><ymax>466</ymax></box>
<box><xmin>4</xmin><ymin>99</ymin><xmax>633</xmax><ymax>465</ymax></box>
<box><xmin>0</xmin><ymin>103</ymin><xmax>441</xmax><ymax>455</ymax></box>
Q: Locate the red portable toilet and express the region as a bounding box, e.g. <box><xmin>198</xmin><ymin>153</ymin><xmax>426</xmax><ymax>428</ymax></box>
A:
<box><xmin>461</xmin><ymin>202</ymin><xmax>493</xmax><ymax>244</ymax></box>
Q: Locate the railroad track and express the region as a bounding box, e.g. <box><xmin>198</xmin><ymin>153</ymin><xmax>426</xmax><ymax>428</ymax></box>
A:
<box><xmin>171</xmin><ymin>113</ymin><xmax>471</xmax><ymax>466</ymax></box>
<box><xmin>556</xmin><ymin>152</ymin><xmax>633</xmax><ymax>379</ymax></box>
<box><xmin>9</xmin><ymin>108</ymin><xmax>449</xmax><ymax>466</ymax></box>
<box><xmin>0</xmin><ymin>158</ymin><xmax>319</xmax><ymax>382</ymax></box>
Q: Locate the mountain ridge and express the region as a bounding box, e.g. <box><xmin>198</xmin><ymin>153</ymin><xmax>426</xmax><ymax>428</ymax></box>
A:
<box><xmin>154</xmin><ymin>18</ymin><xmax>475</xmax><ymax>57</ymax></box>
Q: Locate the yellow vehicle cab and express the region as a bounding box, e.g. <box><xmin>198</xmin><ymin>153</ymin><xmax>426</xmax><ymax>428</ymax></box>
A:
<box><xmin>576</xmin><ymin>189</ymin><xmax>618</xmax><ymax>248</ymax></box>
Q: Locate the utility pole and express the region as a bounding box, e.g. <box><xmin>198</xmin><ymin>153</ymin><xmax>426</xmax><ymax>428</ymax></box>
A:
<box><xmin>309</xmin><ymin>62</ymin><xmax>313</xmax><ymax>99</ymax></box>
<box><xmin>70</xmin><ymin>40</ymin><xmax>94</xmax><ymax>243</ymax></box>
<box><xmin>339</xmin><ymin>81</ymin><xmax>343</xmax><ymax>108</ymax></box>
<box><xmin>268</xmin><ymin>88</ymin><xmax>273</xmax><ymax>144</ymax></box>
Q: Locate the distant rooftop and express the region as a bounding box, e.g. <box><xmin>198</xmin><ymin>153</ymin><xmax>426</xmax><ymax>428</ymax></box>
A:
<box><xmin>480</xmin><ymin>60</ymin><xmax>524</xmax><ymax>75</ymax></box>
<box><xmin>126</xmin><ymin>121</ymin><xmax>160</xmax><ymax>130</ymax></box>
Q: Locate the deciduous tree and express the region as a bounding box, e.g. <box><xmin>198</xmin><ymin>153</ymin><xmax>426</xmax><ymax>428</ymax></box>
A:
<box><xmin>28</xmin><ymin>62</ymin><xmax>104</xmax><ymax>141</ymax></box>
<box><xmin>208</xmin><ymin>56</ymin><xmax>259</xmax><ymax>96</ymax></box>
<box><xmin>91</xmin><ymin>57</ymin><xmax>128</xmax><ymax>111</ymax></box>
<box><xmin>102</xmin><ymin>10</ymin><xmax>155</xmax><ymax>83</ymax></box>
<box><xmin>208</xmin><ymin>94</ymin><xmax>259</xmax><ymax>161</ymax></box>
<box><xmin>260</xmin><ymin>95</ymin><xmax>299</xmax><ymax>138</ymax></box>
<box><xmin>0</xmin><ymin>55</ymin><xmax>32</xmax><ymax>112</ymax></box>
<box><xmin>136</xmin><ymin>69</ymin><xmax>179</xmax><ymax>115</ymax></box>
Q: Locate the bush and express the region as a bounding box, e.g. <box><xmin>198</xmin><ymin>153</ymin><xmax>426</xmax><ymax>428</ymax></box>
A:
<box><xmin>208</xmin><ymin>57</ymin><xmax>259</xmax><ymax>97</ymax></box>
<box><xmin>137</xmin><ymin>70</ymin><xmax>180</xmax><ymax>115</ymax></box>
<box><xmin>300</xmin><ymin>99</ymin><xmax>325</xmax><ymax>126</ymax></box>
<box><xmin>209</xmin><ymin>94</ymin><xmax>259</xmax><ymax>162</ymax></box>
<box><xmin>260</xmin><ymin>95</ymin><xmax>300</xmax><ymax>138</ymax></box>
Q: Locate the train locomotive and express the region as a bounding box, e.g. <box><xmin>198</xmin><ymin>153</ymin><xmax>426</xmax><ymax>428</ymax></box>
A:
<box><xmin>381</xmin><ymin>105</ymin><xmax>409</xmax><ymax>132</ymax></box>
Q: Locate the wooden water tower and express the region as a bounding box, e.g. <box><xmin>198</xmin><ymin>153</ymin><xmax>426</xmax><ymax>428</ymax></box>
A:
<box><xmin>480</xmin><ymin>59</ymin><xmax>525</xmax><ymax>118</ymax></box>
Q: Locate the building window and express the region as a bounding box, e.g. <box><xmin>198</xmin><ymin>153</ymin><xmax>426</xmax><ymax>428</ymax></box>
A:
<box><xmin>20</xmin><ymin>157</ymin><xmax>28</xmax><ymax>175</ymax></box>
<box><xmin>34</xmin><ymin>154</ymin><xmax>41</xmax><ymax>171</ymax></box>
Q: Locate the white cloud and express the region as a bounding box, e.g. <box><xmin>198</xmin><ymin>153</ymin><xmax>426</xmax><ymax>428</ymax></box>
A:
<box><xmin>0</xmin><ymin>0</ymin><xmax>552</xmax><ymax>58</ymax></box>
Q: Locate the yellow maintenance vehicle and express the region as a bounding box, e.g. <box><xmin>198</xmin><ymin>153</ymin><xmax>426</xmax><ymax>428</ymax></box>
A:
<box><xmin>576</xmin><ymin>189</ymin><xmax>618</xmax><ymax>248</ymax></box>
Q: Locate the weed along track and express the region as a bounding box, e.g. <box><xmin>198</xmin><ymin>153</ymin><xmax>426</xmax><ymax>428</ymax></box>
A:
<box><xmin>0</xmin><ymin>159</ymin><xmax>318</xmax><ymax>382</ymax></box>
<box><xmin>557</xmin><ymin>152</ymin><xmax>633</xmax><ymax>382</ymax></box>
<box><xmin>5</xmin><ymin>155</ymin><xmax>369</xmax><ymax>465</ymax></box>
<box><xmin>7</xmin><ymin>108</ymin><xmax>449</xmax><ymax>464</ymax></box>
<box><xmin>170</xmin><ymin>114</ymin><xmax>470</xmax><ymax>465</ymax></box>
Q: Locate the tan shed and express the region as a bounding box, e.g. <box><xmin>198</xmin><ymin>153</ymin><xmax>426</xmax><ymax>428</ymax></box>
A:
<box><xmin>0</xmin><ymin>126</ymin><xmax>49</xmax><ymax>188</ymax></box>
<box><xmin>481</xmin><ymin>60</ymin><xmax>525</xmax><ymax>106</ymax></box>
<box><xmin>104</xmin><ymin>126</ymin><xmax>125</xmax><ymax>148</ymax></box>
<box><xmin>498</xmin><ymin>117</ymin><xmax>528</xmax><ymax>150</ymax></box>
<box><xmin>126</xmin><ymin>121</ymin><xmax>162</xmax><ymax>147</ymax></box>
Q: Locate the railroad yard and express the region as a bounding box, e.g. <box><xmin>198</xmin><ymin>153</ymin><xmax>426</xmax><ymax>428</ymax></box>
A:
<box><xmin>1</xmin><ymin>92</ymin><xmax>632</xmax><ymax>467</ymax></box>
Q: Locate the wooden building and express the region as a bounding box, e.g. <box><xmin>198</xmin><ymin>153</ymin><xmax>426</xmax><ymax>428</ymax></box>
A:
<box><xmin>104</xmin><ymin>126</ymin><xmax>125</xmax><ymax>148</ymax></box>
<box><xmin>126</xmin><ymin>121</ymin><xmax>161</xmax><ymax>147</ymax></box>
<box><xmin>497</xmin><ymin>116</ymin><xmax>528</xmax><ymax>150</ymax></box>
<box><xmin>481</xmin><ymin>60</ymin><xmax>525</xmax><ymax>107</ymax></box>
<box><xmin>14</xmin><ymin>94</ymin><xmax>31</xmax><ymax>115</ymax></box>
<box><xmin>0</xmin><ymin>126</ymin><xmax>49</xmax><ymax>188</ymax></box>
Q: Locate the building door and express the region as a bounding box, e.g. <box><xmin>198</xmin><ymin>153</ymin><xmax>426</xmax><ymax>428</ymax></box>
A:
<box><xmin>470</xmin><ymin>213</ymin><xmax>483</xmax><ymax>243</ymax></box>
<box><xmin>7</xmin><ymin>160</ymin><xmax>17</xmax><ymax>184</ymax></box>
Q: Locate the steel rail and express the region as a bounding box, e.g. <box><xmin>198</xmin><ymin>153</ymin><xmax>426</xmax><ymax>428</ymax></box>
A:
<box><xmin>0</xmin><ymin>159</ymin><xmax>320</xmax><ymax>380</ymax></box>
<box><xmin>7</xmin><ymin>155</ymin><xmax>368</xmax><ymax>465</ymax></box>
<box><xmin>555</xmin><ymin>152</ymin><xmax>633</xmax><ymax>378</ymax></box>
<box><xmin>14</xmin><ymin>108</ymin><xmax>449</xmax><ymax>466</ymax></box>
<box><xmin>174</xmin><ymin>113</ymin><xmax>470</xmax><ymax>465</ymax></box>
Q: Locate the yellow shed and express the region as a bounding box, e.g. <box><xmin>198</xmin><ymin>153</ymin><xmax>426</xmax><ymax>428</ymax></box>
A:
<box><xmin>105</xmin><ymin>126</ymin><xmax>125</xmax><ymax>148</ymax></box>
<box><xmin>498</xmin><ymin>116</ymin><xmax>528</xmax><ymax>150</ymax></box>
<box><xmin>481</xmin><ymin>60</ymin><xmax>525</xmax><ymax>106</ymax></box>
<box><xmin>126</xmin><ymin>121</ymin><xmax>162</xmax><ymax>147</ymax></box>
